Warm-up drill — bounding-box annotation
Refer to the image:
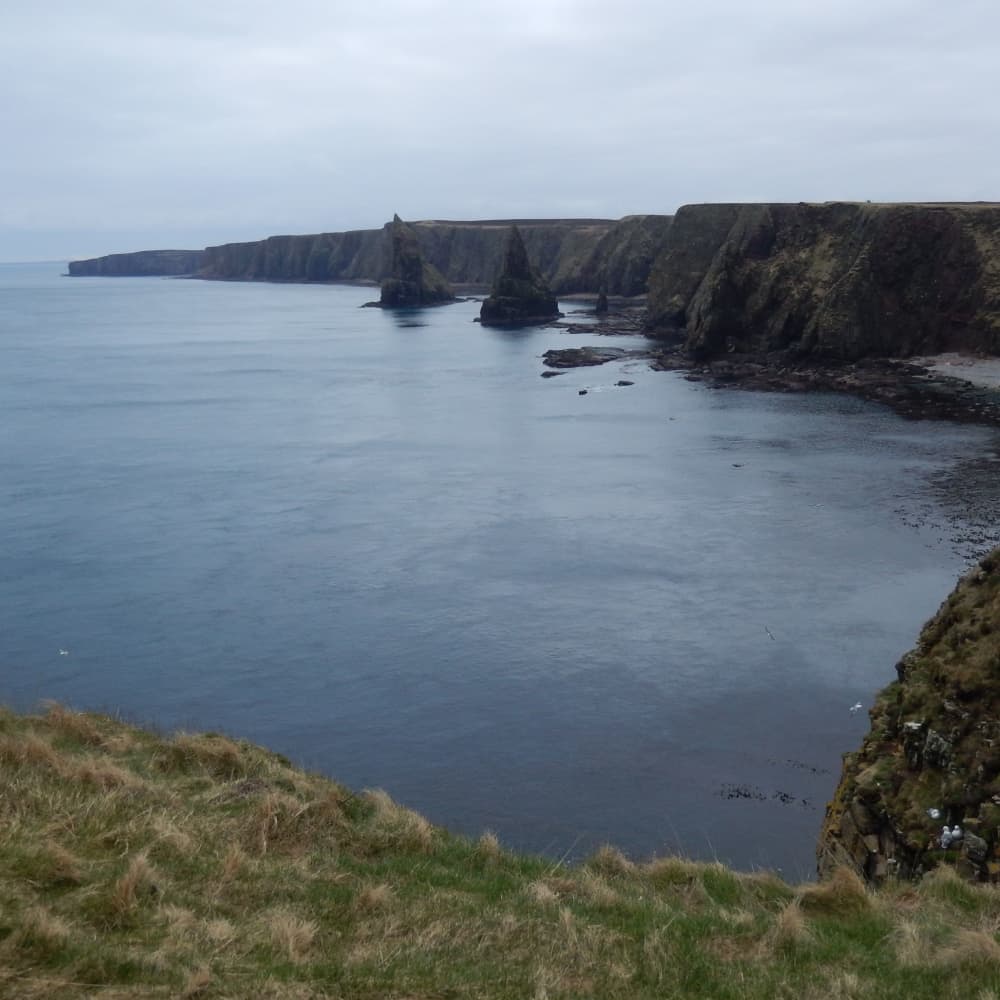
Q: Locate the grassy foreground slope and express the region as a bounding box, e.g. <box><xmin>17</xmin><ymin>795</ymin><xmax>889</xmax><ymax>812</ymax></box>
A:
<box><xmin>2</xmin><ymin>706</ymin><xmax>1000</xmax><ymax>998</ymax></box>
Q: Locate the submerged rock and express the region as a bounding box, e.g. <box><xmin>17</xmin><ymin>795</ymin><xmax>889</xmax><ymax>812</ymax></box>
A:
<box><xmin>818</xmin><ymin>548</ymin><xmax>1000</xmax><ymax>883</ymax></box>
<box><xmin>379</xmin><ymin>215</ymin><xmax>455</xmax><ymax>308</ymax></box>
<box><xmin>480</xmin><ymin>226</ymin><xmax>561</xmax><ymax>326</ymax></box>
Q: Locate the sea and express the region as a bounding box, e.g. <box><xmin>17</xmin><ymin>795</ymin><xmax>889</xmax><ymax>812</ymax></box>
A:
<box><xmin>2</xmin><ymin>261</ymin><xmax>998</xmax><ymax>880</ymax></box>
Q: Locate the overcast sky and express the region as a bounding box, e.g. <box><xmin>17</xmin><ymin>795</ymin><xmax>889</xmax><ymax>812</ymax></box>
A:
<box><xmin>2</xmin><ymin>0</ymin><xmax>998</xmax><ymax>261</ymax></box>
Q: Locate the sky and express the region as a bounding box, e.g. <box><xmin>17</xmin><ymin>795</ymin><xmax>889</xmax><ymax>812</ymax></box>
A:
<box><xmin>2</xmin><ymin>0</ymin><xmax>998</xmax><ymax>261</ymax></box>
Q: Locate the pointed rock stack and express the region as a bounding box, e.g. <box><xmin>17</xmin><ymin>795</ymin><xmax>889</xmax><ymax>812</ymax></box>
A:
<box><xmin>379</xmin><ymin>215</ymin><xmax>455</xmax><ymax>308</ymax></box>
<box><xmin>480</xmin><ymin>226</ymin><xmax>561</xmax><ymax>326</ymax></box>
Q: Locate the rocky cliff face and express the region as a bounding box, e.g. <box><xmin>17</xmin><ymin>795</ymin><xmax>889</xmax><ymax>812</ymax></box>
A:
<box><xmin>569</xmin><ymin>214</ymin><xmax>675</xmax><ymax>298</ymax></box>
<box><xmin>68</xmin><ymin>250</ymin><xmax>204</xmax><ymax>277</ymax></box>
<box><xmin>199</xmin><ymin>229</ymin><xmax>385</xmax><ymax>283</ymax></box>
<box><xmin>72</xmin><ymin>216</ymin><xmax>673</xmax><ymax>294</ymax></box>
<box><xmin>379</xmin><ymin>216</ymin><xmax>454</xmax><ymax>307</ymax></box>
<box><xmin>646</xmin><ymin>203</ymin><xmax>1000</xmax><ymax>360</ymax></box>
<box><xmin>199</xmin><ymin>219</ymin><xmax>626</xmax><ymax>291</ymax></box>
<box><xmin>819</xmin><ymin>548</ymin><xmax>1000</xmax><ymax>882</ymax></box>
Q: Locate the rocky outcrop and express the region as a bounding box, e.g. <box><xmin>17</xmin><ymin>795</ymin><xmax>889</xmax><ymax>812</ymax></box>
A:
<box><xmin>379</xmin><ymin>215</ymin><xmax>454</xmax><ymax>307</ymax></box>
<box><xmin>68</xmin><ymin>250</ymin><xmax>204</xmax><ymax>277</ymax></box>
<box><xmin>480</xmin><ymin>226</ymin><xmax>561</xmax><ymax>326</ymax></box>
<box><xmin>819</xmin><ymin>548</ymin><xmax>1000</xmax><ymax>882</ymax></box>
<box><xmin>646</xmin><ymin>202</ymin><xmax>1000</xmax><ymax>360</ymax></box>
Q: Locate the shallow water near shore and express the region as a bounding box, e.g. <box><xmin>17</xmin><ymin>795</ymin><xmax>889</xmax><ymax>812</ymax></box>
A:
<box><xmin>2</xmin><ymin>263</ymin><xmax>999</xmax><ymax>879</ymax></box>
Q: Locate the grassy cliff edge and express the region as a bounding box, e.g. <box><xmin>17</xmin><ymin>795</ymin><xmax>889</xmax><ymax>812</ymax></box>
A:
<box><xmin>3</xmin><ymin>700</ymin><xmax>1000</xmax><ymax>997</ymax></box>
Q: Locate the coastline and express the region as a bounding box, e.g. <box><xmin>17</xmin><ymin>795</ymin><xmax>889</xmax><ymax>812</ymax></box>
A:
<box><xmin>651</xmin><ymin>350</ymin><xmax>1000</xmax><ymax>428</ymax></box>
<box><xmin>541</xmin><ymin>315</ymin><xmax>1000</xmax><ymax>428</ymax></box>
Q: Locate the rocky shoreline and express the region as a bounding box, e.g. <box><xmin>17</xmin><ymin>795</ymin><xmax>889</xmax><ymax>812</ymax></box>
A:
<box><xmin>541</xmin><ymin>315</ymin><xmax>1000</xmax><ymax>428</ymax></box>
<box><xmin>652</xmin><ymin>349</ymin><xmax>1000</xmax><ymax>427</ymax></box>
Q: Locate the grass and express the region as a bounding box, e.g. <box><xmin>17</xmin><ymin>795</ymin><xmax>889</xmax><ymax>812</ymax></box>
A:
<box><xmin>2</xmin><ymin>704</ymin><xmax>1000</xmax><ymax>997</ymax></box>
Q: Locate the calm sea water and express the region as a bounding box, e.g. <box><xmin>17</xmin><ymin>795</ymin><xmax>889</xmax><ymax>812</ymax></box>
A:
<box><xmin>2</xmin><ymin>262</ymin><xmax>998</xmax><ymax>879</ymax></box>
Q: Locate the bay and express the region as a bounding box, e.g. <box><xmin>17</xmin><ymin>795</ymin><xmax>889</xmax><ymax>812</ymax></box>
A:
<box><xmin>2</xmin><ymin>262</ymin><xmax>997</xmax><ymax>879</ymax></box>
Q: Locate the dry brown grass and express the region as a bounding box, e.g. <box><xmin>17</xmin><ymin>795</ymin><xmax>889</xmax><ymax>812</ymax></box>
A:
<box><xmin>585</xmin><ymin>843</ymin><xmax>636</xmax><ymax>878</ymax></box>
<box><xmin>527</xmin><ymin>880</ymin><xmax>560</xmax><ymax>906</ymax></box>
<box><xmin>363</xmin><ymin>787</ymin><xmax>434</xmax><ymax>854</ymax></box>
<box><xmin>180</xmin><ymin>964</ymin><xmax>212</xmax><ymax>998</ymax></box>
<box><xmin>799</xmin><ymin>866</ymin><xmax>870</xmax><ymax>916</ymax></box>
<box><xmin>354</xmin><ymin>882</ymin><xmax>394</xmax><ymax>913</ymax></box>
<box><xmin>267</xmin><ymin>911</ymin><xmax>318</xmax><ymax>963</ymax></box>
<box><xmin>643</xmin><ymin>855</ymin><xmax>703</xmax><ymax>888</ymax></box>
<box><xmin>36</xmin><ymin>840</ymin><xmax>83</xmax><ymax>886</ymax></box>
<box><xmin>42</xmin><ymin>701</ymin><xmax>107</xmax><ymax>746</ymax></box>
<box><xmin>937</xmin><ymin>929</ymin><xmax>1000</xmax><ymax>966</ymax></box>
<box><xmin>0</xmin><ymin>731</ymin><xmax>63</xmax><ymax>773</ymax></box>
<box><xmin>70</xmin><ymin>756</ymin><xmax>141</xmax><ymax>790</ymax></box>
<box><xmin>3</xmin><ymin>905</ymin><xmax>74</xmax><ymax>961</ymax></box>
<box><xmin>219</xmin><ymin>842</ymin><xmax>250</xmax><ymax>883</ymax></box>
<box><xmin>108</xmin><ymin>853</ymin><xmax>157</xmax><ymax>922</ymax></box>
<box><xmin>765</xmin><ymin>900</ymin><xmax>814</xmax><ymax>954</ymax></box>
<box><xmin>155</xmin><ymin>731</ymin><xmax>254</xmax><ymax>781</ymax></box>
<box><xmin>476</xmin><ymin>830</ymin><xmax>503</xmax><ymax>863</ymax></box>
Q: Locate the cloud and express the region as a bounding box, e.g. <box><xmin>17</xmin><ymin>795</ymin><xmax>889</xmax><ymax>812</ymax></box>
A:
<box><xmin>2</xmin><ymin>0</ymin><xmax>998</xmax><ymax>259</ymax></box>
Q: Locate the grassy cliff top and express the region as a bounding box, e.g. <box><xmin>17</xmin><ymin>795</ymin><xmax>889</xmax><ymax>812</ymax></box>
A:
<box><xmin>3</xmin><ymin>705</ymin><xmax>1000</xmax><ymax>998</ymax></box>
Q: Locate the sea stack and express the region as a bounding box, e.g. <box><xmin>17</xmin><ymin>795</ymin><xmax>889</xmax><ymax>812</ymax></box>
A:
<box><xmin>379</xmin><ymin>215</ymin><xmax>455</xmax><ymax>308</ymax></box>
<box><xmin>479</xmin><ymin>225</ymin><xmax>561</xmax><ymax>326</ymax></box>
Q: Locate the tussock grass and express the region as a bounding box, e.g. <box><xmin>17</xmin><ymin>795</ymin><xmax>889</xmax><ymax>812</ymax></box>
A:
<box><xmin>3</xmin><ymin>704</ymin><xmax>1000</xmax><ymax>997</ymax></box>
<box><xmin>799</xmin><ymin>865</ymin><xmax>870</xmax><ymax>915</ymax></box>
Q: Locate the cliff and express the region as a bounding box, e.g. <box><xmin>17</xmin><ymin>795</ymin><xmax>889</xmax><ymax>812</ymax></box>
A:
<box><xmin>70</xmin><ymin>216</ymin><xmax>673</xmax><ymax>294</ymax></box>
<box><xmin>198</xmin><ymin>218</ymin><xmax>626</xmax><ymax>291</ymax></box>
<box><xmin>819</xmin><ymin>546</ymin><xmax>1000</xmax><ymax>882</ymax></box>
<box><xmin>67</xmin><ymin>249</ymin><xmax>204</xmax><ymax>277</ymax></box>
<box><xmin>199</xmin><ymin>229</ymin><xmax>386</xmax><ymax>283</ymax></box>
<box><xmin>379</xmin><ymin>215</ymin><xmax>455</xmax><ymax>307</ymax></box>
<box><xmin>646</xmin><ymin>202</ymin><xmax>1000</xmax><ymax>360</ymax></box>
